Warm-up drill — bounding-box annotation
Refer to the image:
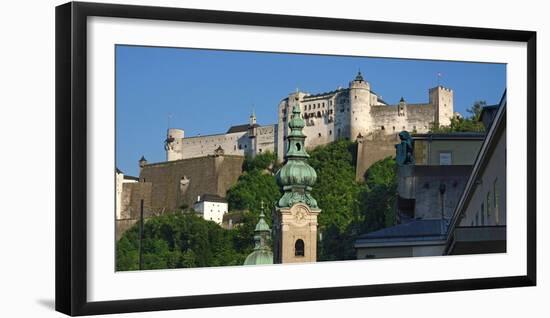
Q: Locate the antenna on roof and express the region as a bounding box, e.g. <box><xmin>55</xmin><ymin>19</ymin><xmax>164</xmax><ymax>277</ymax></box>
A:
<box><xmin>167</xmin><ymin>112</ymin><xmax>173</xmax><ymax>129</ymax></box>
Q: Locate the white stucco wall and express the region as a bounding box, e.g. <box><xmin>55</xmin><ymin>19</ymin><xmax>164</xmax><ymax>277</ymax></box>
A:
<box><xmin>193</xmin><ymin>201</ymin><xmax>228</xmax><ymax>225</ymax></box>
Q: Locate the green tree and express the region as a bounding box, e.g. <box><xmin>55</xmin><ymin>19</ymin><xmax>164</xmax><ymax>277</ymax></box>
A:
<box><xmin>242</xmin><ymin>151</ymin><xmax>280</xmax><ymax>173</ymax></box>
<box><xmin>116</xmin><ymin>213</ymin><xmax>251</xmax><ymax>271</ymax></box>
<box><xmin>306</xmin><ymin>140</ymin><xmax>365</xmax><ymax>261</ymax></box>
<box><xmin>226</xmin><ymin>151</ymin><xmax>282</xmax><ymax>222</ymax></box>
<box><xmin>430</xmin><ymin>100</ymin><xmax>486</xmax><ymax>133</ymax></box>
<box><xmin>358</xmin><ymin>156</ymin><xmax>398</xmax><ymax>233</ymax></box>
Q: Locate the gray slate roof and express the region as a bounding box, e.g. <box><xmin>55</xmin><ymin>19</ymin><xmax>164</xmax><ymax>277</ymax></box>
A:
<box><xmin>357</xmin><ymin>219</ymin><xmax>449</xmax><ymax>241</ymax></box>
<box><xmin>226</xmin><ymin>124</ymin><xmax>250</xmax><ymax>134</ymax></box>
<box><xmin>196</xmin><ymin>193</ymin><xmax>227</xmax><ymax>203</ymax></box>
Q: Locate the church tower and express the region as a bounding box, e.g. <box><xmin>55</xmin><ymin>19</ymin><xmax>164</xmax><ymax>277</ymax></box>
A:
<box><xmin>273</xmin><ymin>102</ymin><xmax>321</xmax><ymax>264</ymax></box>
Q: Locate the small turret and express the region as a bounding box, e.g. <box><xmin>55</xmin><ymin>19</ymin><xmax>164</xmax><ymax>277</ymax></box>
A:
<box><xmin>243</xmin><ymin>201</ymin><xmax>273</xmax><ymax>265</ymax></box>
<box><xmin>248</xmin><ymin>109</ymin><xmax>258</xmax><ymax>156</ymax></box>
<box><xmin>249</xmin><ymin>109</ymin><xmax>257</xmax><ymax>126</ymax></box>
<box><xmin>349</xmin><ymin>70</ymin><xmax>370</xmax><ymax>90</ymax></box>
<box><xmin>138</xmin><ymin>156</ymin><xmax>147</xmax><ymax>169</ymax></box>
<box><xmin>398</xmin><ymin>97</ymin><xmax>407</xmax><ymax>116</ymax></box>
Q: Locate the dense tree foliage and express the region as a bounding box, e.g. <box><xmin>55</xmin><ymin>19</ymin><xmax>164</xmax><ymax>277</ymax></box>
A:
<box><xmin>430</xmin><ymin>101</ymin><xmax>486</xmax><ymax>133</ymax></box>
<box><xmin>226</xmin><ymin>151</ymin><xmax>282</xmax><ymax>222</ymax></box>
<box><xmin>116</xmin><ymin>213</ymin><xmax>252</xmax><ymax>271</ymax></box>
<box><xmin>242</xmin><ymin>151</ymin><xmax>281</xmax><ymax>173</ymax></box>
<box><xmin>308</xmin><ymin>140</ymin><xmax>361</xmax><ymax>233</ymax></box>
<box><xmin>307</xmin><ymin>141</ymin><xmax>397</xmax><ymax>261</ymax></box>
<box><xmin>358</xmin><ymin>157</ymin><xmax>397</xmax><ymax>233</ymax></box>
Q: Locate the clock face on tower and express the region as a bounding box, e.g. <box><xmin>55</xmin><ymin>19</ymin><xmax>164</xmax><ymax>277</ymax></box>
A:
<box><xmin>292</xmin><ymin>205</ymin><xmax>308</xmax><ymax>225</ymax></box>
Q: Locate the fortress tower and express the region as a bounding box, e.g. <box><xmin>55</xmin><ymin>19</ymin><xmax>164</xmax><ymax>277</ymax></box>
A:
<box><xmin>349</xmin><ymin>71</ymin><xmax>372</xmax><ymax>140</ymax></box>
<box><xmin>165</xmin><ymin>128</ymin><xmax>184</xmax><ymax>161</ymax></box>
<box><xmin>429</xmin><ymin>86</ymin><xmax>454</xmax><ymax>127</ymax></box>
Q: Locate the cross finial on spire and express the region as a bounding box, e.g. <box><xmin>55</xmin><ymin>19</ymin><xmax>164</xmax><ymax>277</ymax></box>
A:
<box><xmin>260</xmin><ymin>200</ymin><xmax>265</xmax><ymax>217</ymax></box>
<box><xmin>355</xmin><ymin>69</ymin><xmax>364</xmax><ymax>82</ymax></box>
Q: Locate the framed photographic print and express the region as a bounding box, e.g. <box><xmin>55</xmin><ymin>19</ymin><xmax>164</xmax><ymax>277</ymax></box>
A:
<box><xmin>55</xmin><ymin>1</ymin><xmax>536</xmax><ymax>316</ymax></box>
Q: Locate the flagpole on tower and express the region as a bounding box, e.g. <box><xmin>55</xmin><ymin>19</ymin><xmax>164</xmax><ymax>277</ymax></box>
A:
<box><xmin>437</xmin><ymin>72</ymin><xmax>442</xmax><ymax>86</ymax></box>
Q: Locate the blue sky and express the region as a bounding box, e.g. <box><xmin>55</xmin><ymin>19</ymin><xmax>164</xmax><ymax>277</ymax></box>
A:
<box><xmin>116</xmin><ymin>45</ymin><xmax>506</xmax><ymax>177</ymax></box>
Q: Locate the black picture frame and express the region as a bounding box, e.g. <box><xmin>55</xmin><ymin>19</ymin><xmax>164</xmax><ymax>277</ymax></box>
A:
<box><xmin>55</xmin><ymin>1</ymin><xmax>537</xmax><ymax>316</ymax></box>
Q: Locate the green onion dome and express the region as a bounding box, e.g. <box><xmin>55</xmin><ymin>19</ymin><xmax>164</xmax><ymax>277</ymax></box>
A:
<box><xmin>274</xmin><ymin>103</ymin><xmax>319</xmax><ymax>209</ymax></box>
<box><xmin>243</xmin><ymin>249</ymin><xmax>273</xmax><ymax>265</ymax></box>
<box><xmin>275</xmin><ymin>159</ymin><xmax>317</xmax><ymax>188</ymax></box>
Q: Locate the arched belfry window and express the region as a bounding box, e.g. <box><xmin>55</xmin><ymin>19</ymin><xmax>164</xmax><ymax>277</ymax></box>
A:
<box><xmin>295</xmin><ymin>239</ymin><xmax>305</xmax><ymax>257</ymax></box>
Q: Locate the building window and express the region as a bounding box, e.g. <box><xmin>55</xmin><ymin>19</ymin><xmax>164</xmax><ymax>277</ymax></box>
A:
<box><xmin>487</xmin><ymin>192</ymin><xmax>492</xmax><ymax>218</ymax></box>
<box><xmin>329</xmin><ymin>130</ymin><xmax>332</xmax><ymax>135</ymax></box>
<box><xmin>259</xmin><ymin>149</ymin><xmax>262</xmax><ymax>153</ymax></box>
<box><xmin>318</xmin><ymin>133</ymin><xmax>322</xmax><ymax>137</ymax></box>
<box><xmin>439</xmin><ymin>152</ymin><xmax>452</xmax><ymax>165</ymax></box>
<box><xmin>295</xmin><ymin>239</ymin><xmax>305</xmax><ymax>257</ymax></box>
<box><xmin>381</xmin><ymin>126</ymin><xmax>385</xmax><ymax>130</ymax></box>
<box><xmin>481</xmin><ymin>203</ymin><xmax>485</xmax><ymax>225</ymax></box>
<box><xmin>494</xmin><ymin>178</ymin><xmax>500</xmax><ymax>225</ymax></box>
<box><xmin>393</xmin><ymin>126</ymin><xmax>396</xmax><ymax>131</ymax></box>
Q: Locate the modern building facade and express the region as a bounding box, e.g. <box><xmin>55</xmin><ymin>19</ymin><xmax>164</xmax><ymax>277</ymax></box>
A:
<box><xmin>355</xmin><ymin>132</ymin><xmax>485</xmax><ymax>258</ymax></box>
<box><xmin>445</xmin><ymin>95</ymin><xmax>506</xmax><ymax>255</ymax></box>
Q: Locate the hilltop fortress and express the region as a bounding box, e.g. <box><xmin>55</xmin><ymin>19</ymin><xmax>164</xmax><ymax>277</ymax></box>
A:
<box><xmin>164</xmin><ymin>71</ymin><xmax>454</xmax><ymax>162</ymax></box>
